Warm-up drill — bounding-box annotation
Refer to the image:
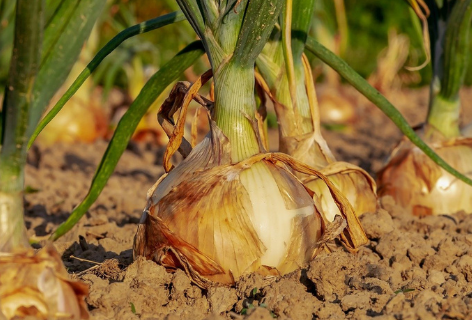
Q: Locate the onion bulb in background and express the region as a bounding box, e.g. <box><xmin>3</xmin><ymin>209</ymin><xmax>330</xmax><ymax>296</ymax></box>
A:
<box><xmin>377</xmin><ymin>126</ymin><xmax>472</xmax><ymax>216</ymax></box>
<box><xmin>317</xmin><ymin>86</ymin><xmax>357</xmax><ymax>126</ymax></box>
<box><xmin>37</xmin><ymin>93</ymin><xmax>108</xmax><ymax>145</ymax></box>
<box><xmin>377</xmin><ymin>0</ymin><xmax>472</xmax><ymax>216</ymax></box>
<box><xmin>134</xmin><ymin>119</ymin><xmax>368</xmax><ymax>288</ymax></box>
<box><xmin>37</xmin><ymin>28</ymin><xmax>109</xmax><ymax>146</ymax></box>
<box><xmin>0</xmin><ymin>245</ymin><xmax>89</xmax><ymax>320</ymax></box>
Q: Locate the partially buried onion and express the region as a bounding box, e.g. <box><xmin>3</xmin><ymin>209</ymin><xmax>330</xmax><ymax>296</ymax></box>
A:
<box><xmin>380</xmin><ymin>0</ymin><xmax>472</xmax><ymax>216</ymax></box>
<box><xmin>377</xmin><ymin>125</ymin><xmax>472</xmax><ymax>216</ymax></box>
<box><xmin>0</xmin><ymin>245</ymin><xmax>89</xmax><ymax>320</ymax></box>
<box><xmin>134</xmin><ymin>118</ymin><xmax>367</xmax><ymax>288</ymax></box>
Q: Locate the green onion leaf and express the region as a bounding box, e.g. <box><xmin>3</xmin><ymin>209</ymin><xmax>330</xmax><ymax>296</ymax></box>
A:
<box><xmin>28</xmin><ymin>11</ymin><xmax>186</xmax><ymax>148</ymax></box>
<box><xmin>50</xmin><ymin>41</ymin><xmax>204</xmax><ymax>241</ymax></box>
<box><xmin>305</xmin><ymin>36</ymin><xmax>472</xmax><ymax>187</ymax></box>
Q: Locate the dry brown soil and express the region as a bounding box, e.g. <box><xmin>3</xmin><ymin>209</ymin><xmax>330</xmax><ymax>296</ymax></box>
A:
<box><xmin>24</xmin><ymin>87</ymin><xmax>472</xmax><ymax>319</ymax></box>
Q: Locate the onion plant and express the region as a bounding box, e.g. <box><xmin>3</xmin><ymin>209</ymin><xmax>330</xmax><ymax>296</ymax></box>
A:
<box><xmin>312</xmin><ymin>0</ymin><xmax>356</xmax><ymax>126</ymax></box>
<box><xmin>0</xmin><ymin>0</ymin><xmax>105</xmax><ymax>318</ymax></box>
<box><xmin>378</xmin><ymin>0</ymin><xmax>472</xmax><ymax>216</ymax></box>
<box><xmin>132</xmin><ymin>0</ymin><xmax>369</xmax><ymax>287</ymax></box>
<box><xmin>256</xmin><ymin>0</ymin><xmax>377</xmax><ymax>223</ymax></box>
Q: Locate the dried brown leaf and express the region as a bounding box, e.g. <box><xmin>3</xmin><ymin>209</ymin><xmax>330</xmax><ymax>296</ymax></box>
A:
<box><xmin>158</xmin><ymin>69</ymin><xmax>213</xmax><ymax>171</ymax></box>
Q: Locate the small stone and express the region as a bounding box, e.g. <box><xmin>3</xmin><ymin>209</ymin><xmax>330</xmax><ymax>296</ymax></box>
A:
<box><xmin>172</xmin><ymin>269</ymin><xmax>192</xmax><ymax>293</ymax></box>
<box><xmin>360</xmin><ymin>209</ymin><xmax>394</xmax><ymax>239</ymax></box>
<box><xmin>340</xmin><ymin>293</ymin><xmax>370</xmax><ymax>312</ymax></box>
<box><xmin>428</xmin><ymin>270</ymin><xmax>446</xmax><ymax>285</ymax></box>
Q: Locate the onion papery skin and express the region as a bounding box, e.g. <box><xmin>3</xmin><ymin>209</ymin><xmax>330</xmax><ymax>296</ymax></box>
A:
<box><xmin>305</xmin><ymin>162</ymin><xmax>378</xmax><ymax>222</ymax></box>
<box><xmin>0</xmin><ymin>245</ymin><xmax>89</xmax><ymax>320</ymax></box>
<box><xmin>134</xmin><ymin>123</ymin><xmax>329</xmax><ymax>287</ymax></box>
<box><xmin>377</xmin><ymin>133</ymin><xmax>472</xmax><ymax>216</ymax></box>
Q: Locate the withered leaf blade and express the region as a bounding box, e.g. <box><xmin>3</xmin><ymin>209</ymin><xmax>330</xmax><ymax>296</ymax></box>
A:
<box><xmin>305</xmin><ymin>161</ymin><xmax>378</xmax><ymax>221</ymax></box>
<box><xmin>158</xmin><ymin>69</ymin><xmax>213</xmax><ymax>172</ymax></box>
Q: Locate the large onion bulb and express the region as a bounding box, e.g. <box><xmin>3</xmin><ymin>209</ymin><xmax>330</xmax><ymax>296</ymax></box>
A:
<box><xmin>134</xmin><ymin>121</ymin><xmax>367</xmax><ymax>287</ymax></box>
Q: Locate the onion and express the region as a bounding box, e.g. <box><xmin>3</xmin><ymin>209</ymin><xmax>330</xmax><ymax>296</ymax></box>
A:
<box><xmin>305</xmin><ymin>162</ymin><xmax>377</xmax><ymax>222</ymax></box>
<box><xmin>37</xmin><ymin>96</ymin><xmax>108</xmax><ymax>145</ymax></box>
<box><xmin>318</xmin><ymin>87</ymin><xmax>356</xmax><ymax>126</ymax></box>
<box><xmin>378</xmin><ymin>0</ymin><xmax>472</xmax><ymax>216</ymax></box>
<box><xmin>0</xmin><ymin>245</ymin><xmax>89</xmax><ymax>320</ymax></box>
<box><xmin>256</xmin><ymin>54</ymin><xmax>377</xmax><ymax>221</ymax></box>
<box><xmin>377</xmin><ymin>125</ymin><xmax>472</xmax><ymax>216</ymax></box>
<box><xmin>134</xmin><ymin>120</ymin><xmax>367</xmax><ymax>287</ymax></box>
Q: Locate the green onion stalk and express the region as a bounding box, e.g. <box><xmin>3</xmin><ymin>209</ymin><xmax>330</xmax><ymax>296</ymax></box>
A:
<box><xmin>426</xmin><ymin>0</ymin><xmax>466</xmax><ymax>138</ymax></box>
<box><xmin>134</xmin><ymin>0</ymin><xmax>368</xmax><ymax>287</ymax></box>
<box><xmin>0</xmin><ymin>1</ymin><xmax>105</xmax><ymax>318</ymax></box>
<box><xmin>378</xmin><ymin>0</ymin><xmax>472</xmax><ymax>216</ymax></box>
<box><xmin>0</xmin><ymin>0</ymin><xmax>44</xmax><ymax>251</ymax></box>
<box><xmin>256</xmin><ymin>0</ymin><xmax>377</xmax><ymax>221</ymax></box>
<box><xmin>1</xmin><ymin>0</ymin><xmax>107</xmax><ymax>250</ymax></box>
<box><xmin>176</xmin><ymin>0</ymin><xmax>285</xmax><ymax>162</ymax></box>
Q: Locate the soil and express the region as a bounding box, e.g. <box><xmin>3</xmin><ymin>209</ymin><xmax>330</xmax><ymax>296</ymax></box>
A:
<box><xmin>24</xmin><ymin>87</ymin><xmax>472</xmax><ymax>320</ymax></box>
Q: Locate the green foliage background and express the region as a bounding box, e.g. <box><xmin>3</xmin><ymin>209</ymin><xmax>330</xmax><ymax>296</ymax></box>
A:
<box><xmin>0</xmin><ymin>0</ymin><xmax>471</xmax><ymax>96</ymax></box>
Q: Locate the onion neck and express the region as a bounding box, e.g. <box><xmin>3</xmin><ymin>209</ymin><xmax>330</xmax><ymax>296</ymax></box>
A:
<box><xmin>426</xmin><ymin>94</ymin><xmax>460</xmax><ymax>139</ymax></box>
<box><xmin>275</xmin><ymin>61</ymin><xmax>314</xmax><ymax>138</ymax></box>
<box><xmin>0</xmin><ymin>168</ymin><xmax>29</xmax><ymax>251</ymax></box>
<box><xmin>213</xmin><ymin>61</ymin><xmax>260</xmax><ymax>162</ymax></box>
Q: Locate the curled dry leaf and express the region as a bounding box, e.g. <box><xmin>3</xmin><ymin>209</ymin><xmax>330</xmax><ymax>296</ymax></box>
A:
<box><xmin>378</xmin><ymin>126</ymin><xmax>472</xmax><ymax>216</ymax></box>
<box><xmin>305</xmin><ymin>162</ymin><xmax>378</xmax><ymax>222</ymax></box>
<box><xmin>404</xmin><ymin>0</ymin><xmax>431</xmax><ymax>71</ymax></box>
<box><xmin>158</xmin><ymin>69</ymin><xmax>213</xmax><ymax>172</ymax></box>
<box><xmin>0</xmin><ymin>245</ymin><xmax>89</xmax><ymax>320</ymax></box>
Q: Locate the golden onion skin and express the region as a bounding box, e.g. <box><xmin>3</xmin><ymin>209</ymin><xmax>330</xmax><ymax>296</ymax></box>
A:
<box><xmin>306</xmin><ymin>162</ymin><xmax>378</xmax><ymax>222</ymax></box>
<box><xmin>134</xmin><ymin>125</ymin><xmax>325</xmax><ymax>287</ymax></box>
<box><xmin>377</xmin><ymin>135</ymin><xmax>472</xmax><ymax>216</ymax></box>
<box><xmin>134</xmin><ymin>122</ymin><xmax>366</xmax><ymax>287</ymax></box>
<box><xmin>0</xmin><ymin>245</ymin><xmax>89</xmax><ymax>320</ymax></box>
